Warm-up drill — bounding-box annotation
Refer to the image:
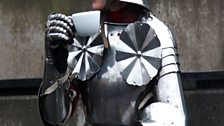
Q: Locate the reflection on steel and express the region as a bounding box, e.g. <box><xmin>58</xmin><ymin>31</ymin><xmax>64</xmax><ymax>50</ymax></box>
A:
<box><xmin>67</xmin><ymin>34</ymin><xmax>104</xmax><ymax>81</ymax></box>
<box><xmin>115</xmin><ymin>22</ymin><xmax>161</xmax><ymax>86</ymax></box>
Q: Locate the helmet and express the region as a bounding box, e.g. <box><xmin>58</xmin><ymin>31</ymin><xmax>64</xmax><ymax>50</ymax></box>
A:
<box><xmin>119</xmin><ymin>0</ymin><xmax>150</xmax><ymax>10</ymax></box>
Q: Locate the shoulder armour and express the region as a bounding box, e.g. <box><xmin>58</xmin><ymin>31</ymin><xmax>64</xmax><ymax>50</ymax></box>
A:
<box><xmin>146</xmin><ymin>15</ymin><xmax>180</xmax><ymax>77</ymax></box>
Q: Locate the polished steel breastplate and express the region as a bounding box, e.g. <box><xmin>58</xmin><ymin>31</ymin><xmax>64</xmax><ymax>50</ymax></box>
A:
<box><xmin>68</xmin><ymin>21</ymin><xmax>162</xmax><ymax>125</ymax></box>
<box><xmin>81</xmin><ymin>23</ymin><xmax>146</xmax><ymax>125</ymax></box>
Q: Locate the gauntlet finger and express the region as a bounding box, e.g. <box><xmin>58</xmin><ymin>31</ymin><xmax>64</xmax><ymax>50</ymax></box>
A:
<box><xmin>48</xmin><ymin>33</ymin><xmax>69</xmax><ymax>42</ymax></box>
<box><xmin>48</xmin><ymin>13</ymin><xmax>75</xmax><ymax>31</ymax></box>
<box><xmin>47</xmin><ymin>20</ymin><xmax>74</xmax><ymax>37</ymax></box>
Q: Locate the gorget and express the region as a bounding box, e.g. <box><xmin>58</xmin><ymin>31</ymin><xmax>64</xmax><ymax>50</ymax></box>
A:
<box><xmin>67</xmin><ymin>21</ymin><xmax>162</xmax><ymax>86</ymax></box>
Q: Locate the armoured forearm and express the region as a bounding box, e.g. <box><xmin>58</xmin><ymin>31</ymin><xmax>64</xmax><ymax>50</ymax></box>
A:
<box><xmin>41</xmin><ymin>38</ymin><xmax>72</xmax><ymax>96</ymax></box>
<box><xmin>39</xmin><ymin>58</ymin><xmax>78</xmax><ymax>126</ymax></box>
<box><xmin>38</xmin><ymin>13</ymin><xmax>78</xmax><ymax>126</ymax></box>
<box><xmin>41</xmin><ymin>61</ymin><xmax>68</xmax><ymax>95</ymax></box>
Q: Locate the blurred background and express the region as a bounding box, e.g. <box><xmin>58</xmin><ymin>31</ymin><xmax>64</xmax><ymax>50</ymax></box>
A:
<box><xmin>0</xmin><ymin>0</ymin><xmax>223</xmax><ymax>125</ymax></box>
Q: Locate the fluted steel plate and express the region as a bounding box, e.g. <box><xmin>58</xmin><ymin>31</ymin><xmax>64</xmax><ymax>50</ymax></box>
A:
<box><xmin>67</xmin><ymin>34</ymin><xmax>104</xmax><ymax>81</ymax></box>
<box><xmin>116</xmin><ymin>22</ymin><xmax>162</xmax><ymax>86</ymax></box>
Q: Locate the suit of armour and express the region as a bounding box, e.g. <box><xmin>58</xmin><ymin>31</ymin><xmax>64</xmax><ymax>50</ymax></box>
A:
<box><xmin>38</xmin><ymin>0</ymin><xmax>187</xmax><ymax>126</ymax></box>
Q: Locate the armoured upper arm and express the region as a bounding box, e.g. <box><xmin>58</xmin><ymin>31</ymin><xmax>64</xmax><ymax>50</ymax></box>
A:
<box><xmin>145</xmin><ymin>15</ymin><xmax>185</xmax><ymax>111</ymax></box>
<box><xmin>138</xmin><ymin>15</ymin><xmax>186</xmax><ymax>126</ymax></box>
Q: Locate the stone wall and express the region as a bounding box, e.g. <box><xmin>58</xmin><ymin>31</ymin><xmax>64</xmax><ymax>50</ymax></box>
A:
<box><xmin>150</xmin><ymin>0</ymin><xmax>224</xmax><ymax>72</ymax></box>
<box><xmin>0</xmin><ymin>0</ymin><xmax>223</xmax><ymax>79</ymax></box>
<box><xmin>0</xmin><ymin>0</ymin><xmax>90</xmax><ymax>79</ymax></box>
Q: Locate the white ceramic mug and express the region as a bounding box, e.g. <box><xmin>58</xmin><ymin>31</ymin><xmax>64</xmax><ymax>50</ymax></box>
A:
<box><xmin>72</xmin><ymin>10</ymin><xmax>101</xmax><ymax>37</ymax></box>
